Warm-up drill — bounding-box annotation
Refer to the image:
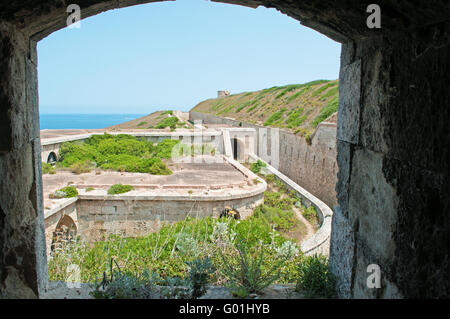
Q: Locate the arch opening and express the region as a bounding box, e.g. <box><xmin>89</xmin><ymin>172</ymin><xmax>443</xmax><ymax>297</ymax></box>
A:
<box><xmin>47</xmin><ymin>152</ymin><xmax>57</xmax><ymax>164</ymax></box>
<box><xmin>50</xmin><ymin>215</ymin><xmax>77</xmax><ymax>254</ymax></box>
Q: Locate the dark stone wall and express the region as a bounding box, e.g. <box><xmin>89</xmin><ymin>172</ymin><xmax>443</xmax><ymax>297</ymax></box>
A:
<box><xmin>0</xmin><ymin>22</ymin><xmax>47</xmax><ymax>298</ymax></box>
<box><xmin>330</xmin><ymin>21</ymin><xmax>450</xmax><ymax>298</ymax></box>
<box><xmin>0</xmin><ymin>0</ymin><xmax>449</xmax><ymax>298</ymax></box>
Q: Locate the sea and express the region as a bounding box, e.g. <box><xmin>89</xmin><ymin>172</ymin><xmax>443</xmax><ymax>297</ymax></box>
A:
<box><xmin>39</xmin><ymin>114</ymin><xmax>146</xmax><ymax>130</ymax></box>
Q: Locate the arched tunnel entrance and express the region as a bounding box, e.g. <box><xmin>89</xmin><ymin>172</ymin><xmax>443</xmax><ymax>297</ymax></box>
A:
<box><xmin>0</xmin><ymin>0</ymin><xmax>449</xmax><ymax>299</ymax></box>
<box><xmin>47</xmin><ymin>152</ymin><xmax>57</xmax><ymax>164</ymax></box>
<box><xmin>50</xmin><ymin>215</ymin><xmax>77</xmax><ymax>254</ymax></box>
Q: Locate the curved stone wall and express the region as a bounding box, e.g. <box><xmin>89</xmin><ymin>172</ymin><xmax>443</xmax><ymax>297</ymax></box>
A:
<box><xmin>248</xmin><ymin>154</ymin><xmax>333</xmax><ymax>256</ymax></box>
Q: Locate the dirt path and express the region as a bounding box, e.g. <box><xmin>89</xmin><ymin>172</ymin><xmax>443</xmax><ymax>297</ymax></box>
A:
<box><xmin>292</xmin><ymin>206</ymin><xmax>315</xmax><ymax>241</ymax></box>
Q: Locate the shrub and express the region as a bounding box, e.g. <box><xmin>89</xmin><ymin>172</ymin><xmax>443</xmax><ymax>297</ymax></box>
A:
<box><xmin>70</xmin><ymin>160</ymin><xmax>94</xmax><ymax>174</ymax></box>
<box><xmin>50</xmin><ymin>186</ymin><xmax>78</xmax><ymax>199</ymax></box>
<box><xmin>48</xmin><ymin>215</ymin><xmax>300</xmax><ymax>286</ymax></box>
<box><xmin>296</xmin><ymin>255</ymin><xmax>336</xmax><ymax>298</ymax></box>
<box><xmin>156</xmin><ymin>117</ymin><xmax>178</xmax><ymax>129</ymax></box>
<box><xmin>58</xmin><ymin>134</ymin><xmax>172</xmax><ymax>175</ymax></box>
<box><xmin>154</xmin><ymin>139</ymin><xmax>181</xmax><ymax>159</ymax></box>
<box><xmin>137</xmin><ymin>121</ymin><xmax>147</xmax><ymax>127</ymax></box>
<box><xmin>42</xmin><ymin>162</ymin><xmax>55</xmax><ymax>174</ymax></box>
<box><xmin>303</xmin><ymin>206</ymin><xmax>319</xmax><ymax>226</ymax></box>
<box><xmin>250</xmin><ymin>160</ymin><xmax>266</xmax><ymax>174</ymax></box>
<box><xmin>253</xmin><ymin>205</ymin><xmax>297</xmax><ymax>231</ymax></box>
<box><xmin>101</xmin><ymin>155</ymin><xmax>171</xmax><ymax>175</ymax></box>
<box><xmin>91</xmin><ymin>257</ymin><xmax>214</xmax><ymax>299</ymax></box>
<box><xmin>107</xmin><ymin>184</ymin><xmax>134</xmax><ymax>195</ymax></box>
<box><xmin>217</xmin><ymin>241</ymin><xmax>291</xmax><ymax>297</ymax></box>
<box><xmin>185</xmin><ymin>258</ymin><xmax>215</xmax><ymax>298</ymax></box>
<box><xmin>264</xmin><ymin>191</ymin><xmax>294</xmax><ymax>210</ymax></box>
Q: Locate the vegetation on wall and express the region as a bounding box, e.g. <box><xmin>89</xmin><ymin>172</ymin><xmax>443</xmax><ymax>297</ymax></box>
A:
<box><xmin>107</xmin><ymin>184</ymin><xmax>134</xmax><ymax>195</ymax></box>
<box><xmin>47</xmin><ymin>166</ymin><xmax>331</xmax><ymax>298</ymax></box>
<box><xmin>57</xmin><ymin>134</ymin><xmax>176</xmax><ymax>175</ymax></box>
<box><xmin>49</xmin><ymin>186</ymin><xmax>78</xmax><ymax>199</ymax></box>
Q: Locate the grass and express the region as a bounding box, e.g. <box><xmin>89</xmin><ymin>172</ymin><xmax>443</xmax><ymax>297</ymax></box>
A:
<box><xmin>264</xmin><ymin>108</ymin><xmax>287</xmax><ymax>126</ymax></box>
<box><xmin>250</xmin><ymin>159</ymin><xmax>266</xmax><ymax>173</ymax></box>
<box><xmin>70</xmin><ymin>160</ymin><xmax>95</xmax><ymax>174</ymax></box>
<box><xmin>42</xmin><ymin>162</ymin><xmax>55</xmax><ymax>174</ymax></box>
<box><xmin>312</xmin><ymin>96</ymin><xmax>339</xmax><ymax>127</ymax></box>
<box><xmin>311</xmin><ymin>82</ymin><xmax>337</xmax><ymax>97</ymax></box>
<box><xmin>47</xmin><ymin>168</ymin><xmax>331</xmax><ymax>298</ymax></box>
<box><xmin>296</xmin><ymin>255</ymin><xmax>336</xmax><ymax>298</ymax></box>
<box><xmin>321</xmin><ymin>86</ymin><xmax>338</xmax><ymax>99</ymax></box>
<box><xmin>191</xmin><ymin>79</ymin><xmax>339</xmax><ymax>144</ymax></box>
<box><xmin>50</xmin><ymin>186</ymin><xmax>78</xmax><ymax>199</ymax></box>
<box><xmin>107</xmin><ymin>184</ymin><xmax>134</xmax><ymax>195</ymax></box>
<box><xmin>155</xmin><ymin>117</ymin><xmax>178</xmax><ymax>129</ymax></box>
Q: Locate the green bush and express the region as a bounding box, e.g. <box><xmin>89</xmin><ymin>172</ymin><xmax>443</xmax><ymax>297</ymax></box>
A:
<box><xmin>296</xmin><ymin>255</ymin><xmax>336</xmax><ymax>298</ymax></box>
<box><xmin>303</xmin><ymin>205</ymin><xmax>319</xmax><ymax>226</ymax></box>
<box><xmin>250</xmin><ymin>160</ymin><xmax>266</xmax><ymax>173</ymax></box>
<box><xmin>51</xmin><ymin>186</ymin><xmax>78</xmax><ymax>198</ymax></box>
<box><xmin>253</xmin><ymin>205</ymin><xmax>297</xmax><ymax>231</ymax></box>
<box><xmin>70</xmin><ymin>160</ymin><xmax>94</xmax><ymax>174</ymax></box>
<box><xmin>264</xmin><ymin>191</ymin><xmax>294</xmax><ymax>210</ymax></box>
<box><xmin>217</xmin><ymin>241</ymin><xmax>291</xmax><ymax>297</ymax></box>
<box><xmin>57</xmin><ymin>134</ymin><xmax>173</xmax><ymax>175</ymax></box>
<box><xmin>42</xmin><ymin>162</ymin><xmax>55</xmax><ymax>174</ymax></box>
<box><xmin>137</xmin><ymin>121</ymin><xmax>147</xmax><ymax>127</ymax></box>
<box><xmin>156</xmin><ymin>117</ymin><xmax>178</xmax><ymax>129</ymax></box>
<box><xmin>154</xmin><ymin>139</ymin><xmax>181</xmax><ymax>159</ymax></box>
<box><xmin>107</xmin><ymin>184</ymin><xmax>134</xmax><ymax>195</ymax></box>
<box><xmin>185</xmin><ymin>258</ymin><xmax>215</xmax><ymax>298</ymax></box>
<box><xmin>101</xmin><ymin>155</ymin><xmax>171</xmax><ymax>175</ymax></box>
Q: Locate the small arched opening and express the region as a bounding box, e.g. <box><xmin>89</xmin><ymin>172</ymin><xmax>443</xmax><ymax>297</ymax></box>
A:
<box><xmin>47</xmin><ymin>152</ymin><xmax>57</xmax><ymax>164</ymax></box>
<box><xmin>50</xmin><ymin>215</ymin><xmax>77</xmax><ymax>254</ymax></box>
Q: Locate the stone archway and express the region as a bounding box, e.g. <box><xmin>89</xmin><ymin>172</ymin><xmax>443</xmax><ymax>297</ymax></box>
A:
<box><xmin>0</xmin><ymin>0</ymin><xmax>449</xmax><ymax>299</ymax></box>
<box><xmin>46</xmin><ymin>152</ymin><xmax>57</xmax><ymax>164</ymax></box>
<box><xmin>50</xmin><ymin>215</ymin><xmax>77</xmax><ymax>254</ymax></box>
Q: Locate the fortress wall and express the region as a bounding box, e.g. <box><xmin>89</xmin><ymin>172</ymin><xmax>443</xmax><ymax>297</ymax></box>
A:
<box><xmin>75</xmin><ymin>193</ymin><xmax>264</xmax><ymax>243</ymax></box>
<box><xmin>190</xmin><ymin>111</ymin><xmax>338</xmax><ymax>208</ymax></box>
<box><xmin>249</xmin><ymin>153</ymin><xmax>333</xmax><ymax>256</ymax></box>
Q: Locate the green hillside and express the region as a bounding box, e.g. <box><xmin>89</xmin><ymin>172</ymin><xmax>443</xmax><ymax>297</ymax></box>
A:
<box><xmin>191</xmin><ymin>79</ymin><xmax>339</xmax><ymax>141</ymax></box>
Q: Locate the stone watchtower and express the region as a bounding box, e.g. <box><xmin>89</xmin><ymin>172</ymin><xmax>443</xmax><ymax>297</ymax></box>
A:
<box><xmin>217</xmin><ymin>90</ymin><xmax>230</xmax><ymax>98</ymax></box>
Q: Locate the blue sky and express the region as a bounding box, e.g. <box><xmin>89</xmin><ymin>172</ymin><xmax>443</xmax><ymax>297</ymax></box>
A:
<box><xmin>38</xmin><ymin>0</ymin><xmax>341</xmax><ymax>114</ymax></box>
